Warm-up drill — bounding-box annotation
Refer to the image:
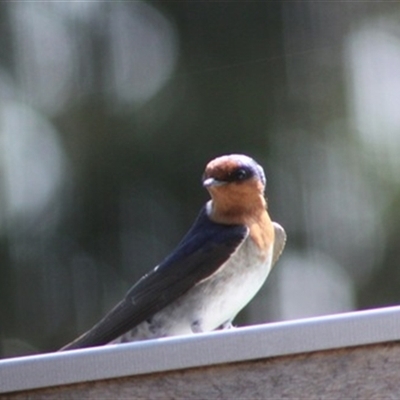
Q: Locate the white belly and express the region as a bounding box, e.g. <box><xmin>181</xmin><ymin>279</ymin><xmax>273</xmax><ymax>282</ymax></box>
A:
<box><xmin>119</xmin><ymin>237</ymin><xmax>273</xmax><ymax>342</ymax></box>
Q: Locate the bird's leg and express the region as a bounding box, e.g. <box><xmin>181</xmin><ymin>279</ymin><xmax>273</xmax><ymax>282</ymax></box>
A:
<box><xmin>191</xmin><ymin>319</ymin><xmax>204</xmax><ymax>333</ymax></box>
<box><xmin>220</xmin><ymin>320</ymin><xmax>234</xmax><ymax>330</ymax></box>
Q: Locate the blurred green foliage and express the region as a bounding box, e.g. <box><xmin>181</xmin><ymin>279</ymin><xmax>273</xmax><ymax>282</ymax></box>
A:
<box><xmin>1</xmin><ymin>1</ymin><xmax>400</xmax><ymax>358</ymax></box>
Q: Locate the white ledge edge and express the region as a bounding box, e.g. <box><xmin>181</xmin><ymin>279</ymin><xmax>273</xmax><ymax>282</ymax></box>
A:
<box><xmin>1</xmin><ymin>306</ymin><xmax>400</xmax><ymax>394</ymax></box>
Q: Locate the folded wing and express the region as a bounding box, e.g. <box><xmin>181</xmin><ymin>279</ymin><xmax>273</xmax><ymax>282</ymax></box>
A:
<box><xmin>60</xmin><ymin>207</ymin><xmax>248</xmax><ymax>350</ymax></box>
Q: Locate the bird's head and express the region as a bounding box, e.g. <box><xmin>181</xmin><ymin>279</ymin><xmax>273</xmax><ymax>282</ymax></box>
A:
<box><xmin>202</xmin><ymin>154</ymin><xmax>267</xmax><ymax>224</ymax></box>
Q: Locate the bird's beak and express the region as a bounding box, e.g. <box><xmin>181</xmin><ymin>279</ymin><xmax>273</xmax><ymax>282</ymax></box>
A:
<box><xmin>203</xmin><ymin>177</ymin><xmax>226</xmax><ymax>188</ymax></box>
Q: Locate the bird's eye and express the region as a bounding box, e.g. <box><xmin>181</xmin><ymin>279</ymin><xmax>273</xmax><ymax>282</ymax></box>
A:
<box><xmin>234</xmin><ymin>168</ymin><xmax>248</xmax><ymax>181</ymax></box>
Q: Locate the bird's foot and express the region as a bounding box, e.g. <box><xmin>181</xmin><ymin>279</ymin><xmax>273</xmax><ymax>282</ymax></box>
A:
<box><xmin>220</xmin><ymin>320</ymin><xmax>235</xmax><ymax>330</ymax></box>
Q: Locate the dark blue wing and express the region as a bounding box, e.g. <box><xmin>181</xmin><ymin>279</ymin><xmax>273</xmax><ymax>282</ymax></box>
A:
<box><xmin>60</xmin><ymin>206</ymin><xmax>248</xmax><ymax>350</ymax></box>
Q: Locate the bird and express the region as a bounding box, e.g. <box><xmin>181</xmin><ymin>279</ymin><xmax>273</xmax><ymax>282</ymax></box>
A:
<box><xmin>60</xmin><ymin>154</ymin><xmax>286</xmax><ymax>351</ymax></box>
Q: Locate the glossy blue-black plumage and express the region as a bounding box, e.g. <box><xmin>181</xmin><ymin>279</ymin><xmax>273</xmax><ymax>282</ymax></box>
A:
<box><xmin>60</xmin><ymin>206</ymin><xmax>248</xmax><ymax>350</ymax></box>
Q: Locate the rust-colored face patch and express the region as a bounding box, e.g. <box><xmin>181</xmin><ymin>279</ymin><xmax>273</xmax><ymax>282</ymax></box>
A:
<box><xmin>203</xmin><ymin>156</ymin><xmax>242</xmax><ymax>182</ymax></box>
<box><xmin>202</xmin><ymin>154</ymin><xmax>265</xmax><ymax>188</ymax></box>
<box><xmin>202</xmin><ymin>154</ymin><xmax>267</xmax><ymax>225</ymax></box>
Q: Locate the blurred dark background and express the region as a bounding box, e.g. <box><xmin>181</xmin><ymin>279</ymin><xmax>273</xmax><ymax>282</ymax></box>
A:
<box><xmin>1</xmin><ymin>2</ymin><xmax>400</xmax><ymax>358</ymax></box>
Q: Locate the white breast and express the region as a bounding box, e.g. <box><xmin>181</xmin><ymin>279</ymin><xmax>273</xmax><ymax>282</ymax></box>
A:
<box><xmin>190</xmin><ymin>236</ymin><xmax>273</xmax><ymax>332</ymax></box>
<box><xmin>119</xmin><ymin>236</ymin><xmax>273</xmax><ymax>342</ymax></box>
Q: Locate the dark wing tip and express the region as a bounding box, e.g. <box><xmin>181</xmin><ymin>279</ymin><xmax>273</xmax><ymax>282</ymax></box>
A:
<box><xmin>59</xmin><ymin>206</ymin><xmax>249</xmax><ymax>351</ymax></box>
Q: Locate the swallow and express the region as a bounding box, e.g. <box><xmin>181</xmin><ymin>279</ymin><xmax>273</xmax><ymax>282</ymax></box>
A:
<box><xmin>60</xmin><ymin>154</ymin><xmax>286</xmax><ymax>351</ymax></box>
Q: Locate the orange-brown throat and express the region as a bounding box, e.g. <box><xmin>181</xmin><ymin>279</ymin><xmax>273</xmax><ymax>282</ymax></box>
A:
<box><xmin>203</xmin><ymin>154</ymin><xmax>272</xmax><ymax>257</ymax></box>
<box><xmin>207</xmin><ymin>180</ymin><xmax>267</xmax><ymax>226</ymax></box>
<box><xmin>248</xmin><ymin>209</ymin><xmax>274</xmax><ymax>259</ymax></box>
<box><xmin>207</xmin><ymin>187</ymin><xmax>274</xmax><ymax>259</ymax></box>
